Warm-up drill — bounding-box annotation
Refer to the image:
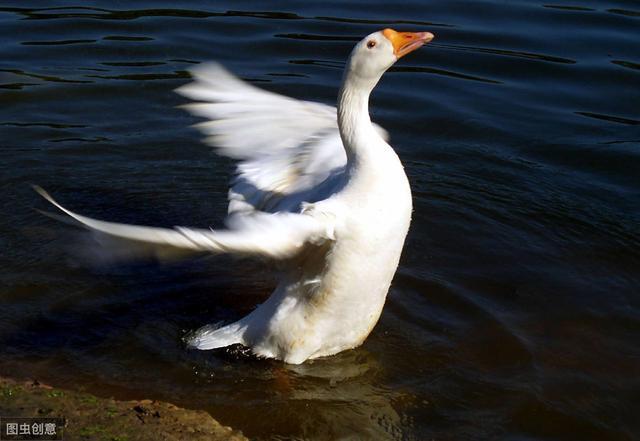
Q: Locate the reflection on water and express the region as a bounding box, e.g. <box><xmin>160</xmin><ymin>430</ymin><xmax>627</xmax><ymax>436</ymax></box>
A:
<box><xmin>1</xmin><ymin>0</ymin><xmax>638</xmax><ymax>439</ymax></box>
<box><xmin>212</xmin><ymin>349</ymin><xmax>407</xmax><ymax>440</ymax></box>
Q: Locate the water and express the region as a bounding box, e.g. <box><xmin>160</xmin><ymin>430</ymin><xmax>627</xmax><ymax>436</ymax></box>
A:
<box><xmin>1</xmin><ymin>0</ymin><xmax>639</xmax><ymax>439</ymax></box>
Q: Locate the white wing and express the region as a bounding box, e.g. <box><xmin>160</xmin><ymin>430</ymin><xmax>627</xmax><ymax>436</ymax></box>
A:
<box><xmin>35</xmin><ymin>187</ymin><xmax>333</xmax><ymax>260</ymax></box>
<box><xmin>176</xmin><ymin>63</ymin><xmax>388</xmax><ymax>214</ymax></box>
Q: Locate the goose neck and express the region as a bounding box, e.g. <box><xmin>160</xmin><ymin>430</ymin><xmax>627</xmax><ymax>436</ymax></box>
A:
<box><xmin>337</xmin><ymin>75</ymin><xmax>379</xmax><ymax>163</ymax></box>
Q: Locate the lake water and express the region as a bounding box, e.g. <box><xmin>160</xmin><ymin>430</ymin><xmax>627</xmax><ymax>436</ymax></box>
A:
<box><xmin>1</xmin><ymin>1</ymin><xmax>638</xmax><ymax>439</ymax></box>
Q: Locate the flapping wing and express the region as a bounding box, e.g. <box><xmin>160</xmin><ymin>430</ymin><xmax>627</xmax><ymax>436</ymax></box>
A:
<box><xmin>176</xmin><ymin>63</ymin><xmax>388</xmax><ymax>214</ymax></box>
<box><xmin>35</xmin><ymin>187</ymin><xmax>333</xmax><ymax>260</ymax></box>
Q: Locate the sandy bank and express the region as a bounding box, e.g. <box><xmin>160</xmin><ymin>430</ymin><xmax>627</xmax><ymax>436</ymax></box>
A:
<box><xmin>0</xmin><ymin>376</ymin><xmax>247</xmax><ymax>441</ymax></box>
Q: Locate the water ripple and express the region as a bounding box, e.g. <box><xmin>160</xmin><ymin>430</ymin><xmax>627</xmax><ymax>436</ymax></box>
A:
<box><xmin>288</xmin><ymin>59</ymin><xmax>344</xmax><ymax>70</ymax></box>
<box><xmin>575</xmin><ymin>111</ymin><xmax>640</xmax><ymax>126</ymax></box>
<box><xmin>275</xmin><ymin>33</ymin><xmax>359</xmax><ymax>42</ymax></box>
<box><xmin>392</xmin><ymin>65</ymin><xmax>502</xmax><ymax>84</ymax></box>
<box><xmin>607</xmin><ymin>8</ymin><xmax>640</xmax><ymax>17</ymax></box>
<box><xmin>543</xmin><ymin>4</ymin><xmax>595</xmax><ymax>12</ymax></box>
<box><xmin>21</xmin><ymin>39</ymin><xmax>96</xmax><ymax>46</ymax></box>
<box><xmin>611</xmin><ymin>60</ymin><xmax>640</xmax><ymax>72</ymax></box>
<box><xmin>102</xmin><ymin>36</ymin><xmax>153</xmax><ymax>42</ymax></box>
<box><xmin>0</xmin><ymin>82</ymin><xmax>38</xmax><ymax>90</ymax></box>
<box><xmin>315</xmin><ymin>16</ymin><xmax>454</xmax><ymax>27</ymax></box>
<box><xmin>434</xmin><ymin>42</ymin><xmax>576</xmax><ymax>64</ymax></box>
<box><xmin>1</xmin><ymin>122</ymin><xmax>87</xmax><ymax>129</ymax></box>
<box><xmin>48</xmin><ymin>137</ymin><xmax>110</xmax><ymax>143</ymax></box>
<box><xmin>84</xmin><ymin>71</ymin><xmax>189</xmax><ymax>81</ymax></box>
<box><xmin>0</xmin><ymin>68</ymin><xmax>92</xmax><ymax>84</ymax></box>
<box><xmin>0</xmin><ymin>6</ymin><xmax>307</xmax><ymax>21</ymax></box>
<box><xmin>100</xmin><ymin>61</ymin><xmax>166</xmax><ymax>67</ymax></box>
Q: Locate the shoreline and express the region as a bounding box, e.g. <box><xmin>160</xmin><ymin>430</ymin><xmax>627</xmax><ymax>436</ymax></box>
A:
<box><xmin>0</xmin><ymin>376</ymin><xmax>247</xmax><ymax>441</ymax></box>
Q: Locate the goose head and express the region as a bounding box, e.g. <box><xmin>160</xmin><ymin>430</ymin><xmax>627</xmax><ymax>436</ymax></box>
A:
<box><xmin>345</xmin><ymin>28</ymin><xmax>434</xmax><ymax>85</ymax></box>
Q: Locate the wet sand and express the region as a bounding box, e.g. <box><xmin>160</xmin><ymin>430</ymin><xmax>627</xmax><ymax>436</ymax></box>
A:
<box><xmin>0</xmin><ymin>376</ymin><xmax>247</xmax><ymax>441</ymax></box>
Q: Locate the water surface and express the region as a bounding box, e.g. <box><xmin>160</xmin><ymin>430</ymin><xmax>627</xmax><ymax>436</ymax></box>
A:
<box><xmin>1</xmin><ymin>1</ymin><xmax>639</xmax><ymax>439</ymax></box>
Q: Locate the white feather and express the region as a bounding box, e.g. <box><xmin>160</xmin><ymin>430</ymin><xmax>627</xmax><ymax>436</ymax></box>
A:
<box><xmin>36</xmin><ymin>28</ymin><xmax>433</xmax><ymax>363</ymax></box>
<box><xmin>34</xmin><ymin>186</ymin><xmax>332</xmax><ymax>260</ymax></box>
<box><xmin>176</xmin><ymin>62</ymin><xmax>388</xmax><ymax>215</ymax></box>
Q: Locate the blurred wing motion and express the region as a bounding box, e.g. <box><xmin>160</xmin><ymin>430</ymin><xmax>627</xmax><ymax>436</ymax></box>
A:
<box><xmin>34</xmin><ymin>186</ymin><xmax>333</xmax><ymax>260</ymax></box>
<box><xmin>35</xmin><ymin>63</ymin><xmax>391</xmax><ymax>261</ymax></box>
<box><xmin>176</xmin><ymin>63</ymin><xmax>388</xmax><ymax>214</ymax></box>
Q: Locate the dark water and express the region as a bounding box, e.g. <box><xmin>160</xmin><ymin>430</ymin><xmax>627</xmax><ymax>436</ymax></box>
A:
<box><xmin>1</xmin><ymin>0</ymin><xmax>639</xmax><ymax>439</ymax></box>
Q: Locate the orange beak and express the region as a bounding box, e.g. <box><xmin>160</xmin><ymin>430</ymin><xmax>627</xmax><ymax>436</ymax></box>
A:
<box><xmin>382</xmin><ymin>28</ymin><xmax>435</xmax><ymax>58</ymax></box>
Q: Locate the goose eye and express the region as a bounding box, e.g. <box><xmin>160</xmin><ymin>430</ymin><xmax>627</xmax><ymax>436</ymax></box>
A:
<box><xmin>367</xmin><ymin>40</ymin><xmax>376</xmax><ymax>49</ymax></box>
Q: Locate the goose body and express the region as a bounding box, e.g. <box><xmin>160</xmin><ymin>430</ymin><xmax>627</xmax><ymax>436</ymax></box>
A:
<box><xmin>37</xmin><ymin>28</ymin><xmax>434</xmax><ymax>364</ymax></box>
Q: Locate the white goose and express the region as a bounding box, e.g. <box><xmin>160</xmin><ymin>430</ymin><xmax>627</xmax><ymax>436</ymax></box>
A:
<box><xmin>36</xmin><ymin>28</ymin><xmax>434</xmax><ymax>364</ymax></box>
